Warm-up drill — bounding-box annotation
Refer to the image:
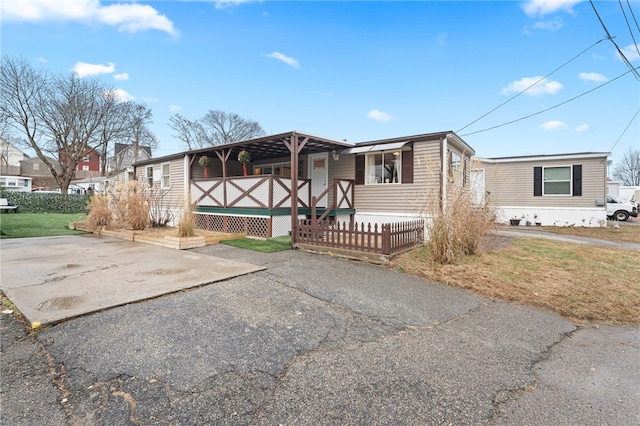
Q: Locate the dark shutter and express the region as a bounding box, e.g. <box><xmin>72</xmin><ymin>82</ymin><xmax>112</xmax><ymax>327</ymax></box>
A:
<box><xmin>573</xmin><ymin>164</ymin><xmax>582</xmax><ymax>196</ymax></box>
<box><xmin>401</xmin><ymin>149</ymin><xmax>413</xmax><ymax>184</ymax></box>
<box><xmin>355</xmin><ymin>155</ymin><xmax>365</xmax><ymax>185</ymax></box>
<box><xmin>534</xmin><ymin>166</ymin><xmax>542</xmax><ymax>196</ymax></box>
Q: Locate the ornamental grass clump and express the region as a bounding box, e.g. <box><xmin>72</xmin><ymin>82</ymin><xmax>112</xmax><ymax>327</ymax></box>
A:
<box><xmin>177</xmin><ymin>203</ymin><xmax>196</xmax><ymax>237</ymax></box>
<box><xmin>109</xmin><ymin>181</ymin><xmax>149</xmax><ymax>230</ymax></box>
<box><xmin>425</xmin><ymin>185</ymin><xmax>496</xmax><ymax>264</ymax></box>
<box><xmin>86</xmin><ymin>194</ymin><xmax>112</xmax><ymax>228</ymax></box>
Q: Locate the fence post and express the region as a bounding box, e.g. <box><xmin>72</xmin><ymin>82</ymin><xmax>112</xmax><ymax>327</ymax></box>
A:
<box><xmin>382</xmin><ymin>223</ymin><xmax>391</xmax><ymax>255</ymax></box>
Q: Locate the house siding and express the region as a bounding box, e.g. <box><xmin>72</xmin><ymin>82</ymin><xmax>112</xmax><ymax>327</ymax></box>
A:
<box><xmin>352</xmin><ymin>139</ymin><xmax>444</xmax><ymax>215</ymax></box>
<box><xmin>481</xmin><ymin>156</ymin><xmax>606</xmax><ymax>209</ymax></box>
<box><xmin>136</xmin><ymin>158</ymin><xmax>185</xmax><ymax>224</ymax></box>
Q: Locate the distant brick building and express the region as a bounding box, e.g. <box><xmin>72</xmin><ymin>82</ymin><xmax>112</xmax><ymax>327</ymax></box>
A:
<box><xmin>60</xmin><ymin>147</ymin><xmax>101</xmax><ymax>173</ymax></box>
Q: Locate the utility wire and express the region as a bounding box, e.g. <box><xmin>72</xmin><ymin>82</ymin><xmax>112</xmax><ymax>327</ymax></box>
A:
<box><xmin>625</xmin><ymin>0</ymin><xmax>640</xmax><ymax>36</ymax></box>
<box><xmin>609</xmin><ymin>107</ymin><xmax>640</xmax><ymax>152</ymax></box>
<box><xmin>456</xmin><ymin>38</ymin><xmax>606</xmax><ymax>133</ymax></box>
<box><xmin>618</xmin><ymin>0</ymin><xmax>640</xmax><ymax>57</ymax></box>
<box><xmin>460</xmin><ymin>67</ymin><xmax>640</xmax><ymax>137</ymax></box>
<box><xmin>591</xmin><ymin>0</ymin><xmax>640</xmax><ymax>80</ymax></box>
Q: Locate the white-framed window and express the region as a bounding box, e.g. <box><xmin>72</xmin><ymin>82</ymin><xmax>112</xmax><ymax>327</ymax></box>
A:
<box><xmin>449</xmin><ymin>150</ymin><xmax>463</xmax><ymax>186</ymax></box>
<box><xmin>254</xmin><ymin>162</ymin><xmax>292</xmax><ymax>178</ymax></box>
<box><xmin>33</xmin><ymin>163</ymin><xmax>39</xmax><ymax>171</ymax></box>
<box><xmin>161</xmin><ymin>163</ymin><xmax>171</xmax><ymax>188</ymax></box>
<box><xmin>365</xmin><ymin>151</ymin><xmax>401</xmax><ymax>184</ymax></box>
<box><xmin>543</xmin><ymin>166</ymin><xmax>571</xmax><ymax>195</ymax></box>
<box><xmin>83</xmin><ymin>155</ymin><xmax>90</xmax><ymax>162</ymax></box>
<box><xmin>146</xmin><ymin>166</ymin><xmax>154</xmax><ymax>187</ymax></box>
<box><xmin>82</xmin><ymin>165</ymin><xmax>89</xmax><ymax>171</ymax></box>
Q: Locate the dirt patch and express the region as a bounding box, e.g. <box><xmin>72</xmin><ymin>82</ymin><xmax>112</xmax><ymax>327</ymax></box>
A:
<box><xmin>479</xmin><ymin>233</ymin><xmax>515</xmax><ymax>252</ymax></box>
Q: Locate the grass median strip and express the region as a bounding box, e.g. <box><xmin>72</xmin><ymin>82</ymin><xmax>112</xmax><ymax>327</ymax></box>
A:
<box><xmin>221</xmin><ymin>236</ymin><xmax>291</xmax><ymax>253</ymax></box>
<box><xmin>392</xmin><ymin>237</ymin><xmax>640</xmax><ymax>325</ymax></box>
<box><xmin>545</xmin><ymin>224</ymin><xmax>640</xmax><ymax>244</ymax></box>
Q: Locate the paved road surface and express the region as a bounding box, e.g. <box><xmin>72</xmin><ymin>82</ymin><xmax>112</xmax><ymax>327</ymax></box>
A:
<box><xmin>1</xmin><ymin>236</ymin><xmax>638</xmax><ymax>425</ymax></box>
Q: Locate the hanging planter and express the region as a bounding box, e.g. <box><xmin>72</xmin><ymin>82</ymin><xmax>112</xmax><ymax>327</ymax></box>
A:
<box><xmin>198</xmin><ymin>156</ymin><xmax>211</xmax><ymax>178</ymax></box>
<box><xmin>238</xmin><ymin>149</ymin><xmax>251</xmax><ymax>176</ymax></box>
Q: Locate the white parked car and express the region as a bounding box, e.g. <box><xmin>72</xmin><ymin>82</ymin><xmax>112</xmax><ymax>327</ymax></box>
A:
<box><xmin>606</xmin><ymin>196</ymin><xmax>637</xmax><ymax>221</ymax></box>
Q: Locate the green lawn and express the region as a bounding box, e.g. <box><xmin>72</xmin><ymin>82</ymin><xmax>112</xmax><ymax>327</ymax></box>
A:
<box><xmin>0</xmin><ymin>213</ymin><xmax>88</xmax><ymax>239</ymax></box>
<box><xmin>221</xmin><ymin>235</ymin><xmax>291</xmax><ymax>252</ymax></box>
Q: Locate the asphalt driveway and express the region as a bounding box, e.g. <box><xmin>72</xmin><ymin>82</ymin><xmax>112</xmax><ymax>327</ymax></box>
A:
<box><xmin>1</xmin><ymin>236</ymin><xmax>638</xmax><ymax>425</ymax></box>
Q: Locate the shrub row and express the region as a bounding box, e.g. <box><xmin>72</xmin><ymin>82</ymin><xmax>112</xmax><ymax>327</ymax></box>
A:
<box><xmin>0</xmin><ymin>190</ymin><xmax>90</xmax><ymax>214</ymax></box>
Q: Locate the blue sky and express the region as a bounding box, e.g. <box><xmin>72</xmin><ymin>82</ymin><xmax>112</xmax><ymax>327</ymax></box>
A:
<box><xmin>2</xmin><ymin>0</ymin><xmax>639</xmax><ymax>168</ymax></box>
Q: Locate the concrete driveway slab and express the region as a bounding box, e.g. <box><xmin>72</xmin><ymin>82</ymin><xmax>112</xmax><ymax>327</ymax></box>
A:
<box><xmin>0</xmin><ymin>235</ymin><xmax>264</xmax><ymax>325</ymax></box>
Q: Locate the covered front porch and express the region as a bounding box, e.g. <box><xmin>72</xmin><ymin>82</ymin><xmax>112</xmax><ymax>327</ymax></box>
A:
<box><xmin>192</xmin><ymin>176</ymin><xmax>356</xmax><ymax>237</ymax></box>
<box><xmin>186</xmin><ymin>132</ymin><xmax>355</xmax><ymax>239</ymax></box>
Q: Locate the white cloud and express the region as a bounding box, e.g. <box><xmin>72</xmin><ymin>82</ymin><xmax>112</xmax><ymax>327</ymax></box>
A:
<box><xmin>367</xmin><ymin>109</ymin><xmax>395</xmax><ymax>122</ymax></box>
<box><xmin>36</xmin><ymin>56</ymin><xmax>47</xmax><ymax>63</ymax></box>
<box><xmin>97</xmin><ymin>3</ymin><xmax>177</xmax><ymax>35</ymax></box>
<box><xmin>530</xmin><ymin>18</ymin><xmax>563</xmax><ymax>31</ymax></box>
<box><xmin>575</xmin><ymin>124</ymin><xmax>590</xmax><ymax>133</ymax></box>
<box><xmin>540</xmin><ymin>120</ymin><xmax>568</xmax><ymax>130</ymax></box>
<box><xmin>169</xmin><ymin>104</ymin><xmax>182</xmax><ymax>112</ymax></box>
<box><xmin>522</xmin><ymin>0</ymin><xmax>584</xmax><ymax>18</ymax></box>
<box><xmin>114</xmin><ymin>72</ymin><xmax>129</xmax><ymax>81</ymax></box>
<box><xmin>619</xmin><ymin>44</ymin><xmax>640</xmax><ymax>63</ymax></box>
<box><xmin>266</xmin><ymin>52</ymin><xmax>300</xmax><ymax>69</ymax></box>
<box><xmin>214</xmin><ymin>0</ymin><xmax>256</xmax><ymax>9</ymax></box>
<box><xmin>500</xmin><ymin>76</ymin><xmax>563</xmax><ymax>96</ymax></box>
<box><xmin>578</xmin><ymin>72</ymin><xmax>607</xmax><ymax>83</ymax></box>
<box><xmin>72</xmin><ymin>61</ymin><xmax>115</xmax><ymax>78</ymax></box>
<box><xmin>1</xmin><ymin>0</ymin><xmax>177</xmax><ymax>36</ymax></box>
<box><xmin>142</xmin><ymin>96</ymin><xmax>159</xmax><ymax>103</ymax></box>
<box><xmin>105</xmin><ymin>88</ymin><xmax>135</xmax><ymax>102</ymax></box>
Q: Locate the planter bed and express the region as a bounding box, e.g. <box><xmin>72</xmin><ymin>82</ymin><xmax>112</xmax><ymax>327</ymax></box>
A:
<box><xmin>69</xmin><ymin>221</ymin><xmax>244</xmax><ymax>250</ymax></box>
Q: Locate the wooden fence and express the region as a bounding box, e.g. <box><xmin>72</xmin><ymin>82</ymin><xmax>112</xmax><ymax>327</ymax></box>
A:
<box><xmin>296</xmin><ymin>218</ymin><xmax>424</xmax><ymax>255</ymax></box>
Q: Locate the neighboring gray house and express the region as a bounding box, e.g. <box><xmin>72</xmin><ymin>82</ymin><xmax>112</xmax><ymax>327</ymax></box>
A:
<box><xmin>108</xmin><ymin>143</ymin><xmax>152</xmax><ymax>176</ymax></box>
<box><xmin>0</xmin><ymin>139</ymin><xmax>29</xmax><ymax>176</ymax></box>
<box><xmin>474</xmin><ymin>152</ymin><xmax>609</xmax><ymax>227</ymax></box>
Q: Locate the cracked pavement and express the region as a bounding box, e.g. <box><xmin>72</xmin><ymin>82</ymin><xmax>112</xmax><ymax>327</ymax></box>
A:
<box><xmin>2</xmin><ymin>242</ymin><xmax>639</xmax><ymax>425</ymax></box>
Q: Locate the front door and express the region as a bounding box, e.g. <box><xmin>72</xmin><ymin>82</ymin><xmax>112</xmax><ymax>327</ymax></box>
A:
<box><xmin>471</xmin><ymin>169</ymin><xmax>485</xmax><ymax>205</ymax></box>
<box><xmin>308</xmin><ymin>152</ymin><xmax>328</xmax><ymax>208</ymax></box>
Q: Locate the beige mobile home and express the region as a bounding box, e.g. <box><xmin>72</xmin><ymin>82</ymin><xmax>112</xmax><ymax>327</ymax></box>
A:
<box><xmin>474</xmin><ymin>152</ymin><xmax>609</xmax><ymax>227</ymax></box>
<box><xmin>134</xmin><ymin>130</ymin><xmax>474</xmax><ymax>255</ymax></box>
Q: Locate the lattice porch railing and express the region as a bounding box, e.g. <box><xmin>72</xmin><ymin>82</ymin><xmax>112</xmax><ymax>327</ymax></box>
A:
<box><xmin>191</xmin><ymin>176</ymin><xmax>311</xmax><ymax>209</ymax></box>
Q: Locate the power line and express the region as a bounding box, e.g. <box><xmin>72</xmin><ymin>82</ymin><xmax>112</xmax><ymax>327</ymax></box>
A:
<box><xmin>591</xmin><ymin>0</ymin><xmax>640</xmax><ymax>80</ymax></box>
<box><xmin>456</xmin><ymin>38</ymin><xmax>606</xmax><ymax>133</ymax></box>
<box><xmin>618</xmin><ymin>0</ymin><xmax>640</xmax><ymax>58</ymax></box>
<box><xmin>609</xmin><ymin>107</ymin><xmax>640</xmax><ymax>153</ymax></box>
<box><xmin>624</xmin><ymin>0</ymin><xmax>640</xmax><ymax>37</ymax></box>
<box><xmin>460</xmin><ymin>66</ymin><xmax>640</xmax><ymax>137</ymax></box>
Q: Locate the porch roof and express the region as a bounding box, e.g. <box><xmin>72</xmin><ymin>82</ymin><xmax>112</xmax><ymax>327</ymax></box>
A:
<box><xmin>134</xmin><ymin>131</ymin><xmax>354</xmax><ymax>166</ymax></box>
<box><xmin>191</xmin><ymin>131</ymin><xmax>354</xmax><ymax>161</ymax></box>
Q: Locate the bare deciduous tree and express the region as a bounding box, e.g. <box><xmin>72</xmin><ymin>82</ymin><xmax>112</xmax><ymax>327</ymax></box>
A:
<box><xmin>0</xmin><ymin>55</ymin><xmax>116</xmax><ymax>193</ymax></box>
<box><xmin>169</xmin><ymin>110</ymin><xmax>265</xmax><ymax>149</ymax></box>
<box><xmin>613</xmin><ymin>147</ymin><xmax>640</xmax><ymax>186</ymax></box>
<box><xmin>97</xmin><ymin>96</ymin><xmax>132</xmax><ymax>176</ymax></box>
<box><xmin>168</xmin><ymin>114</ymin><xmax>207</xmax><ymax>150</ymax></box>
<box><xmin>124</xmin><ymin>102</ymin><xmax>157</xmax><ymax>166</ymax></box>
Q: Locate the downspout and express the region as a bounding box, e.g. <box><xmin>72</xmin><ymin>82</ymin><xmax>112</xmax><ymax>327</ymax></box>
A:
<box><xmin>184</xmin><ymin>154</ymin><xmax>190</xmax><ymax>209</ymax></box>
<box><xmin>290</xmin><ymin>133</ymin><xmax>299</xmax><ymax>247</ymax></box>
<box><xmin>441</xmin><ymin>136</ymin><xmax>447</xmax><ymax>212</ymax></box>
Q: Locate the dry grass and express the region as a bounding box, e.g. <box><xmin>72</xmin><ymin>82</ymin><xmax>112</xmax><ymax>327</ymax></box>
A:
<box><xmin>391</xmin><ymin>236</ymin><xmax>640</xmax><ymax>325</ymax></box>
<box><xmin>424</xmin><ymin>185</ymin><xmax>496</xmax><ymax>264</ymax></box>
<box><xmin>545</xmin><ymin>223</ymin><xmax>640</xmax><ymax>244</ymax></box>
<box><xmin>177</xmin><ymin>203</ymin><xmax>196</xmax><ymax>237</ymax></box>
<box><xmin>85</xmin><ymin>194</ymin><xmax>112</xmax><ymax>227</ymax></box>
